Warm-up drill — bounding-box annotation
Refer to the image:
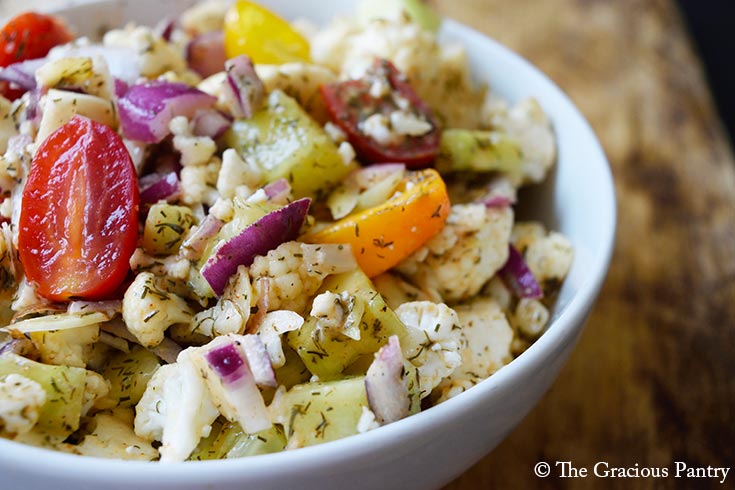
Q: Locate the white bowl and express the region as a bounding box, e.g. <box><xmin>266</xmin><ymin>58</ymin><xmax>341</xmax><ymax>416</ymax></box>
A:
<box><xmin>0</xmin><ymin>1</ymin><xmax>616</xmax><ymax>489</ymax></box>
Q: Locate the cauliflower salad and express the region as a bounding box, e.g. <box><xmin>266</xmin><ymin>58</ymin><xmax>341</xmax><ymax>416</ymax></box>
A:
<box><xmin>0</xmin><ymin>0</ymin><xmax>573</xmax><ymax>461</ymax></box>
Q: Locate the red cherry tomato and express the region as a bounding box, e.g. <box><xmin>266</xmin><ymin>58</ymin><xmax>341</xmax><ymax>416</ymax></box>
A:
<box><xmin>18</xmin><ymin>116</ymin><xmax>139</xmax><ymax>301</ymax></box>
<box><xmin>0</xmin><ymin>12</ymin><xmax>73</xmax><ymax>99</ymax></box>
<box><xmin>321</xmin><ymin>58</ymin><xmax>439</xmax><ymax>168</ymax></box>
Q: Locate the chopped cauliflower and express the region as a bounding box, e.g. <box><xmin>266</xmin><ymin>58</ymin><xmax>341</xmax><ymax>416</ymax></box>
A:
<box><xmin>395</xmin><ymin>301</ymin><xmax>462</xmax><ymax>398</ymax></box>
<box><xmin>512</xmin><ymin>221</ymin><xmax>573</xmax><ymax>284</ymax></box>
<box><xmin>179</xmin><ymin>0</ymin><xmax>231</xmax><ymax>34</ymax></box>
<box><xmin>310</xmin><ymin>291</ymin><xmax>363</xmax><ymax>341</ymax></box>
<box><xmin>0</xmin><ymin>97</ymin><xmax>19</xmax><ymax>155</ymax></box>
<box><xmin>103</xmin><ymin>25</ymin><xmax>187</xmax><ymax>79</ymax></box>
<box><xmin>488</xmin><ymin>98</ymin><xmax>556</xmax><ymax>185</ymax></box>
<box><xmin>216</xmin><ymin>149</ymin><xmax>263</xmax><ymax>199</ymax></box>
<box><xmin>255</xmin><ymin>63</ymin><xmax>337</xmax><ymax>124</ymax></box>
<box><xmin>397</xmin><ymin>204</ymin><xmax>513</xmax><ymax>303</ymax></box>
<box><xmin>0</xmin><ymin>374</ymin><xmax>45</xmax><ymax>436</ymax></box>
<box><xmin>170</xmin><ymin>116</ymin><xmax>218</xmax><ymax>167</ymax></box>
<box><xmin>30</xmin><ymin>324</ymin><xmax>100</xmax><ymax>368</ymax></box>
<box><xmin>250</xmin><ymin>242</ymin><xmax>344</xmax><ymax>314</ymax></box>
<box><xmin>179</xmin><ymin>159</ymin><xmax>221</xmax><ymax>207</ymax></box>
<box><xmin>82</xmin><ymin>371</ymin><xmax>112</xmax><ymax>416</ymax></box>
<box><xmin>134</xmin><ymin>349</ymin><xmax>219</xmax><ymax>462</ymax></box>
<box><xmin>433</xmin><ymin>298</ymin><xmax>513</xmax><ymax>403</ymax></box>
<box><xmin>256</xmin><ymin>310</ymin><xmax>305</xmax><ymax>368</ymax></box>
<box><xmin>356</xmin><ymin>406</ymin><xmax>380</xmax><ymax>433</ymax></box>
<box><xmin>122</xmin><ymin>272</ymin><xmax>194</xmax><ymax>348</ymax></box>
<box><xmin>189</xmin><ymin>266</ymin><xmax>253</xmax><ymax>338</ymax></box>
<box><xmin>68</xmin><ymin>411</ymin><xmax>157</xmax><ymax>460</ymax></box>
<box><xmin>129</xmin><ymin>248</ymin><xmax>191</xmax><ymax>281</ymax></box>
<box><xmin>512</xmin><ymin>298</ymin><xmax>550</xmax><ymax>339</ymax></box>
<box><xmin>372</xmin><ymin>272</ymin><xmax>435</xmax><ymax>311</ymax></box>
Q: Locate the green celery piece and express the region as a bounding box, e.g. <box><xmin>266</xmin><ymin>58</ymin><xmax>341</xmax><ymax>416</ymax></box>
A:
<box><xmin>273</xmin><ymin>377</ymin><xmax>368</xmax><ymax>448</ymax></box>
<box><xmin>189</xmin><ymin>421</ymin><xmax>285</xmax><ymax>460</ymax></box>
<box><xmin>222</xmin><ymin>90</ymin><xmax>356</xmax><ymax>199</ymax></box>
<box><xmin>103</xmin><ymin>346</ymin><xmax>161</xmax><ymax>408</ymax></box>
<box><xmin>437</xmin><ymin>129</ymin><xmax>523</xmax><ymax>175</ymax></box>
<box><xmin>0</xmin><ymin>353</ymin><xmax>86</xmax><ymax>436</ymax></box>
<box><xmin>359</xmin><ymin>0</ymin><xmax>441</xmax><ymax>32</ymax></box>
<box><xmin>287</xmin><ymin>268</ymin><xmax>420</xmax><ymax>380</ymax></box>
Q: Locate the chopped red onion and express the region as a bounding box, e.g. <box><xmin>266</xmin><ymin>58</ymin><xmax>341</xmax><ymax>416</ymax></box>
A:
<box><xmin>139</xmin><ymin>171</ymin><xmax>181</xmax><ymax>204</ymax></box>
<box><xmin>246</xmin><ymin>278</ymin><xmax>270</xmax><ymax>334</ymax></box>
<box><xmin>192</xmin><ymin>108</ymin><xmax>231</xmax><ymax>139</ymax></box>
<box><xmin>201</xmin><ymin>198</ymin><xmax>311</xmax><ymax>296</ymax></box>
<box><xmin>187</xmin><ymin>31</ymin><xmax>226</xmax><ymax>78</ymax></box>
<box><xmin>118</xmin><ymin>80</ymin><xmax>216</xmax><ymax>143</ymax></box>
<box><xmin>0</xmin><ymin>58</ymin><xmax>45</xmax><ymax>91</ymax></box>
<box><xmin>114</xmin><ymin>78</ymin><xmax>129</xmax><ymax>98</ymax></box>
<box><xmin>155</xmin><ymin>15</ymin><xmax>178</xmax><ymax>42</ymax></box>
<box><xmin>222</xmin><ymin>55</ymin><xmax>264</xmax><ymax>119</ymax></box>
<box><xmin>478</xmin><ymin>177</ymin><xmax>517</xmax><ymax>208</ymax></box>
<box><xmin>484</xmin><ymin>196</ymin><xmax>515</xmax><ymax>208</ymax></box>
<box><xmin>499</xmin><ymin>244</ymin><xmax>543</xmax><ymax>299</ymax></box>
<box><xmin>365</xmin><ymin>336</ymin><xmax>410</xmax><ymax>425</ymax></box>
<box><xmin>180</xmin><ymin>214</ymin><xmax>224</xmax><ymax>261</ymax></box>
<box><xmin>240</xmin><ymin>334</ymin><xmax>277</xmax><ymax>388</ymax></box>
<box><xmin>67</xmin><ymin>299</ymin><xmax>122</xmax><ymax>316</ymax></box>
<box><xmin>198</xmin><ymin>338</ymin><xmax>272</xmax><ymax>434</ymax></box>
<box><xmin>263</xmin><ymin>178</ymin><xmax>291</xmax><ymax>203</ymax></box>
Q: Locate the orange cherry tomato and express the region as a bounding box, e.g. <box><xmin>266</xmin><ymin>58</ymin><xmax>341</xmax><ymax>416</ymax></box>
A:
<box><xmin>303</xmin><ymin>169</ymin><xmax>450</xmax><ymax>277</ymax></box>
<box><xmin>18</xmin><ymin>116</ymin><xmax>139</xmax><ymax>301</ymax></box>
<box><xmin>224</xmin><ymin>0</ymin><xmax>310</xmax><ymax>64</ymax></box>
<box><xmin>0</xmin><ymin>12</ymin><xmax>73</xmax><ymax>99</ymax></box>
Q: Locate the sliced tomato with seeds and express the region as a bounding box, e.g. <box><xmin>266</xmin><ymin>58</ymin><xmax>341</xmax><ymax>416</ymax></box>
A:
<box><xmin>321</xmin><ymin>58</ymin><xmax>440</xmax><ymax>168</ymax></box>
<box><xmin>18</xmin><ymin>116</ymin><xmax>139</xmax><ymax>301</ymax></box>
<box><xmin>0</xmin><ymin>12</ymin><xmax>73</xmax><ymax>99</ymax></box>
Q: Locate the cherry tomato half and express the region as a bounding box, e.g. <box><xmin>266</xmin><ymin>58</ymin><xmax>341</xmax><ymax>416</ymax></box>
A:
<box><xmin>321</xmin><ymin>58</ymin><xmax>440</xmax><ymax>168</ymax></box>
<box><xmin>0</xmin><ymin>12</ymin><xmax>73</xmax><ymax>99</ymax></box>
<box><xmin>18</xmin><ymin>116</ymin><xmax>139</xmax><ymax>301</ymax></box>
<box><xmin>224</xmin><ymin>0</ymin><xmax>310</xmax><ymax>64</ymax></box>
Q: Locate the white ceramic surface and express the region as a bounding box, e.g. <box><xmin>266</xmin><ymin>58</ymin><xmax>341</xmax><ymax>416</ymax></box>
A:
<box><xmin>0</xmin><ymin>1</ymin><xmax>616</xmax><ymax>489</ymax></box>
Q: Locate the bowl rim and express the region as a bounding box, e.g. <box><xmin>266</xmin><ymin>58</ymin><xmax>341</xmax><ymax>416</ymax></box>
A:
<box><xmin>0</xmin><ymin>1</ymin><xmax>617</xmax><ymax>483</ymax></box>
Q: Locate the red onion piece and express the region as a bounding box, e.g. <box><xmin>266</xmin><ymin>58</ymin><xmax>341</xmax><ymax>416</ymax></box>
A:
<box><xmin>139</xmin><ymin>171</ymin><xmax>181</xmax><ymax>204</ymax></box>
<box><xmin>155</xmin><ymin>15</ymin><xmax>178</xmax><ymax>42</ymax></box>
<box><xmin>246</xmin><ymin>278</ymin><xmax>270</xmax><ymax>334</ymax></box>
<box><xmin>201</xmin><ymin>198</ymin><xmax>311</xmax><ymax>296</ymax></box>
<box><xmin>67</xmin><ymin>299</ymin><xmax>122</xmax><ymax>316</ymax></box>
<box><xmin>118</xmin><ymin>80</ymin><xmax>216</xmax><ymax>143</ymax></box>
<box><xmin>240</xmin><ymin>334</ymin><xmax>277</xmax><ymax>388</ymax></box>
<box><xmin>222</xmin><ymin>55</ymin><xmax>264</xmax><ymax>119</ymax></box>
<box><xmin>192</xmin><ymin>108</ymin><xmax>231</xmax><ymax>139</ymax></box>
<box><xmin>263</xmin><ymin>178</ymin><xmax>291</xmax><ymax>203</ymax></box>
<box><xmin>499</xmin><ymin>244</ymin><xmax>543</xmax><ymax>299</ymax></box>
<box><xmin>0</xmin><ymin>58</ymin><xmax>45</xmax><ymax>91</ymax></box>
<box><xmin>114</xmin><ymin>78</ymin><xmax>129</xmax><ymax>98</ymax></box>
<box><xmin>180</xmin><ymin>214</ymin><xmax>224</xmax><ymax>261</ymax></box>
<box><xmin>477</xmin><ymin>177</ymin><xmax>517</xmax><ymax>209</ymax></box>
<box><xmin>365</xmin><ymin>336</ymin><xmax>410</xmax><ymax>425</ymax></box>
<box><xmin>198</xmin><ymin>338</ymin><xmax>271</xmax><ymax>433</ymax></box>
<box><xmin>187</xmin><ymin>31</ymin><xmax>226</xmax><ymax>78</ymax></box>
<box><xmin>484</xmin><ymin>196</ymin><xmax>514</xmax><ymax>208</ymax></box>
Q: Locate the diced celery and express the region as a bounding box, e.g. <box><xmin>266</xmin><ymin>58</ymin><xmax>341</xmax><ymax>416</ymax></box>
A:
<box><xmin>222</xmin><ymin>90</ymin><xmax>356</xmax><ymax>199</ymax></box>
<box><xmin>142</xmin><ymin>203</ymin><xmax>197</xmax><ymax>256</ymax></box>
<box><xmin>358</xmin><ymin>0</ymin><xmax>441</xmax><ymax>32</ymax></box>
<box><xmin>103</xmin><ymin>346</ymin><xmax>161</xmax><ymax>408</ymax></box>
<box><xmin>436</xmin><ymin>129</ymin><xmax>522</xmax><ymax>175</ymax></box>
<box><xmin>287</xmin><ymin>269</ymin><xmax>420</xmax><ymax>380</ymax></box>
<box><xmin>271</xmin><ymin>377</ymin><xmax>369</xmax><ymax>448</ymax></box>
<box><xmin>274</xmin><ymin>344</ymin><xmax>311</xmax><ymax>389</ymax></box>
<box><xmin>189</xmin><ymin>420</ymin><xmax>285</xmax><ymax>460</ymax></box>
<box><xmin>0</xmin><ymin>353</ymin><xmax>86</xmax><ymax>436</ymax></box>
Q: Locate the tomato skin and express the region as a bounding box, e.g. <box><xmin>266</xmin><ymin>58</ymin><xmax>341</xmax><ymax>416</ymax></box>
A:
<box><xmin>18</xmin><ymin>116</ymin><xmax>139</xmax><ymax>301</ymax></box>
<box><xmin>321</xmin><ymin>59</ymin><xmax>440</xmax><ymax>168</ymax></box>
<box><xmin>0</xmin><ymin>12</ymin><xmax>72</xmax><ymax>67</ymax></box>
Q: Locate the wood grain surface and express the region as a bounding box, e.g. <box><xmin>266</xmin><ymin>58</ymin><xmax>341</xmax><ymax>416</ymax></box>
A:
<box><xmin>2</xmin><ymin>1</ymin><xmax>733</xmax><ymax>488</ymax></box>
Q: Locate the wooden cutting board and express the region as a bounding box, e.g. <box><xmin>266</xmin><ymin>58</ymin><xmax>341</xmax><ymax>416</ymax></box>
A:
<box><xmin>2</xmin><ymin>1</ymin><xmax>733</xmax><ymax>488</ymax></box>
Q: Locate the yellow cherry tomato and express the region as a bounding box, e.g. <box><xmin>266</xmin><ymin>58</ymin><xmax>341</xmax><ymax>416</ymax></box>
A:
<box><xmin>303</xmin><ymin>169</ymin><xmax>451</xmax><ymax>278</ymax></box>
<box><xmin>224</xmin><ymin>0</ymin><xmax>311</xmax><ymax>64</ymax></box>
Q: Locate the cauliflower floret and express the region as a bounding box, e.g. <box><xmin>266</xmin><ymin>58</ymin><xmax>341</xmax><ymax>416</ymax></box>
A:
<box><xmin>134</xmin><ymin>349</ymin><xmax>219</xmax><ymax>462</ymax></box>
<box><xmin>255</xmin><ymin>63</ymin><xmax>337</xmax><ymax>124</ymax></box>
<box><xmin>512</xmin><ymin>298</ymin><xmax>550</xmax><ymax>339</ymax></box>
<box><xmin>82</xmin><ymin>371</ymin><xmax>112</xmax><ymax>416</ymax></box>
<box><xmin>489</xmin><ymin>98</ymin><xmax>556</xmax><ymax>185</ymax></box>
<box><xmin>122</xmin><ymin>272</ymin><xmax>194</xmax><ymax>348</ymax></box>
<box><xmin>189</xmin><ymin>266</ymin><xmax>253</xmax><ymax>338</ymax></box>
<box><xmin>129</xmin><ymin>248</ymin><xmax>191</xmax><ymax>280</ymax></box>
<box><xmin>216</xmin><ymin>149</ymin><xmax>263</xmax><ymax>199</ymax></box>
<box><xmin>249</xmin><ymin>242</ymin><xmax>346</xmax><ymax>314</ymax></box>
<box><xmin>525</xmin><ymin>233</ymin><xmax>574</xmax><ymax>284</ymax></box>
<box><xmin>0</xmin><ymin>374</ymin><xmax>46</xmax><ymax>436</ymax></box>
<box><xmin>256</xmin><ymin>310</ymin><xmax>305</xmax><ymax>368</ymax></box>
<box><xmin>180</xmin><ymin>0</ymin><xmax>231</xmax><ymax>34</ymax></box>
<box><xmin>103</xmin><ymin>25</ymin><xmax>187</xmax><ymax>78</ymax></box>
<box><xmin>69</xmin><ymin>411</ymin><xmax>157</xmax><ymax>460</ymax></box>
<box><xmin>397</xmin><ymin>204</ymin><xmax>513</xmax><ymax>303</ymax></box>
<box><xmin>310</xmin><ymin>291</ymin><xmax>363</xmax><ymax>341</ymax></box>
<box><xmin>433</xmin><ymin>298</ymin><xmax>513</xmax><ymax>403</ymax></box>
<box><xmin>180</xmin><ymin>160</ymin><xmax>221</xmax><ymax>207</ymax></box>
<box><xmin>170</xmin><ymin>116</ymin><xmax>218</xmax><ymax>167</ymax></box>
<box><xmin>31</xmin><ymin>324</ymin><xmax>100</xmax><ymax>368</ymax></box>
<box><xmin>395</xmin><ymin>301</ymin><xmax>462</xmax><ymax>398</ymax></box>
